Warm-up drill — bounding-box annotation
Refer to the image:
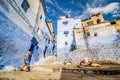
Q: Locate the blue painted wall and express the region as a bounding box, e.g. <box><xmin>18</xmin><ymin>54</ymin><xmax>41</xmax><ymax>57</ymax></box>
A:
<box><xmin>0</xmin><ymin>11</ymin><xmax>32</xmax><ymax>69</ymax></box>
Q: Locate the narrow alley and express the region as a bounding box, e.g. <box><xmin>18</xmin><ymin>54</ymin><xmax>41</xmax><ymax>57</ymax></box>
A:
<box><xmin>0</xmin><ymin>0</ymin><xmax>120</xmax><ymax>80</ymax></box>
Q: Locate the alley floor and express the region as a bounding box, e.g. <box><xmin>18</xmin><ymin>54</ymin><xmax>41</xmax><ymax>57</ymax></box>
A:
<box><xmin>0</xmin><ymin>70</ymin><xmax>120</xmax><ymax>80</ymax></box>
<box><xmin>1</xmin><ymin>57</ymin><xmax>120</xmax><ymax>80</ymax></box>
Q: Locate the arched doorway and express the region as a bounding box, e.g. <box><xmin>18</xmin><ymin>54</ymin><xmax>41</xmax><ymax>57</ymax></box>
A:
<box><xmin>70</xmin><ymin>44</ymin><xmax>76</xmax><ymax>51</ymax></box>
<box><xmin>97</xmin><ymin>19</ymin><xmax>101</xmax><ymax>24</ymax></box>
<box><xmin>29</xmin><ymin>37</ymin><xmax>38</xmax><ymax>64</ymax></box>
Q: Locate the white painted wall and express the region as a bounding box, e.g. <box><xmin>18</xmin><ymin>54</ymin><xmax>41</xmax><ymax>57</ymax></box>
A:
<box><xmin>57</xmin><ymin>17</ymin><xmax>82</xmax><ymax>55</ymax></box>
<box><xmin>0</xmin><ymin>0</ymin><xmax>51</xmax><ymax>70</ymax></box>
<box><xmin>75</xmin><ymin>22</ymin><xmax>117</xmax><ymax>50</ymax></box>
<box><xmin>58</xmin><ymin>22</ymin><xmax>120</xmax><ymax>63</ymax></box>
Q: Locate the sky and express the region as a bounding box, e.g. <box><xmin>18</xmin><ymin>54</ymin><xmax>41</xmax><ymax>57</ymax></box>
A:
<box><xmin>44</xmin><ymin>0</ymin><xmax>120</xmax><ymax>33</ymax></box>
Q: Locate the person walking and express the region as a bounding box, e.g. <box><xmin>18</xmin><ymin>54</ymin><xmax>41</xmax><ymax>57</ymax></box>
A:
<box><xmin>20</xmin><ymin>48</ymin><xmax>32</xmax><ymax>71</ymax></box>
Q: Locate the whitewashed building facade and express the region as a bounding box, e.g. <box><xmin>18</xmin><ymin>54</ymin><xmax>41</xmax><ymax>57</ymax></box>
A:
<box><xmin>0</xmin><ymin>0</ymin><xmax>53</xmax><ymax>70</ymax></box>
<box><xmin>58</xmin><ymin>14</ymin><xmax>120</xmax><ymax>63</ymax></box>
<box><xmin>57</xmin><ymin>16</ymin><xmax>82</xmax><ymax>55</ymax></box>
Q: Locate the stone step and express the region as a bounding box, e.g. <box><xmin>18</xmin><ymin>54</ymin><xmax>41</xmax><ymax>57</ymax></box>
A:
<box><xmin>31</xmin><ymin>65</ymin><xmax>61</xmax><ymax>72</ymax></box>
<box><xmin>62</xmin><ymin>66</ymin><xmax>120</xmax><ymax>75</ymax></box>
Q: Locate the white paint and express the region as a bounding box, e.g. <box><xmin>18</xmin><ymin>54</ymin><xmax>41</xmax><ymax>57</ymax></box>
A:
<box><xmin>57</xmin><ymin>17</ymin><xmax>82</xmax><ymax>55</ymax></box>
<box><xmin>0</xmin><ymin>0</ymin><xmax>53</xmax><ymax>70</ymax></box>
<box><xmin>0</xmin><ymin>65</ymin><xmax>16</xmax><ymax>72</ymax></box>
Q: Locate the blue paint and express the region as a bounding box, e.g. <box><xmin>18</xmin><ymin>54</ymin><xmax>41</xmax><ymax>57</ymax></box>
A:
<box><xmin>0</xmin><ymin>10</ymin><xmax>32</xmax><ymax>69</ymax></box>
<box><xmin>31</xmin><ymin>37</ymin><xmax>38</xmax><ymax>46</ymax></box>
<box><xmin>0</xmin><ymin>0</ymin><xmax>9</xmax><ymax>12</ymax></box>
<box><xmin>0</xmin><ymin>11</ymin><xmax>9</xmax><ymax>20</ymax></box>
<box><xmin>29</xmin><ymin>37</ymin><xmax>39</xmax><ymax>64</ymax></box>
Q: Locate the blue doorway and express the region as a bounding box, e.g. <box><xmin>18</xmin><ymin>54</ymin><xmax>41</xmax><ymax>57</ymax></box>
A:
<box><xmin>29</xmin><ymin>37</ymin><xmax>39</xmax><ymax>64</ymax></box>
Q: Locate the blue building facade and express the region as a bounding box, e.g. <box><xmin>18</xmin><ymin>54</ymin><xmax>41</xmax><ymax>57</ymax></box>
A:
<box><xmin>0</xmin><ymin>0</ymin><xmax>54</xmax><ymax>70</ymax></box>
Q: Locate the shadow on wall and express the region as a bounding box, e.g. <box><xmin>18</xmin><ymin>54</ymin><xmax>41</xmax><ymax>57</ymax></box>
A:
<box><xmin>0</xmin><ymin>10</ymin><xmax>32</xmax><ymax>69</ymax></box>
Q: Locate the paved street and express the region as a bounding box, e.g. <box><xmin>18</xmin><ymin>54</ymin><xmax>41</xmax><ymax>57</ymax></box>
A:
<box><xmin>0</xmin><ymin>70</ymin><xmax>120</xmax><ymax>80</ymax></box>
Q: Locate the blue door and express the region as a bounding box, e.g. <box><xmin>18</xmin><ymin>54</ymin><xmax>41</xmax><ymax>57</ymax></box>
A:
<box><xmin>29</xmin><ymin>37</ymin><xmax>38</xmax><ymax>64</ymax></box>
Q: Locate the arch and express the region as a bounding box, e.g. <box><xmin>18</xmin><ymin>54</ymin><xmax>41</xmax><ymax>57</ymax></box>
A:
<box><xmin>70</xmin><ymin>44</ymin><xmax>76</xmax><ymax>51</ymax></box>
<box><xmin>97</xmin><ymin>19</ymin><xmax>101</xmax><ymax>24</ymax></box>
<box><xmin>86</xmin><ymin>32</ymin><xmax>90</xmax><ymax>37</ymax></box>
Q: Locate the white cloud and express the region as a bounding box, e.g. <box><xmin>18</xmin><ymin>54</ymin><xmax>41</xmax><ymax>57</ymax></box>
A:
<box><xmin>46</xmin><ymin>6</ymin><xmax>51</xmax><ymax>12</ymax></box>
<box><xmin>46</xmin><ymin>0</ymin><xmax>77</xmax><ymax>17</ymax></box>
<box><xmin>90</xmin><ymin>0</ymin><xmax>106</xmax><ymax>7</ymax></box>
<box><xmin>54</xmin><ymin>1</ymin><xmax>63</xmax><ymax>11</ymax></box>
<box><xmin>63</xmin><ymin>9</ymin><xmax>72</xmax><ymax>14</ymax></box>
<box><xmin>79</xmin><ymin>10</ymin><xmax>90</xmax><ymax>20</ymax></box>
<box><xmin>45</xmin><ymin>0</ymin><xmax>53</xmax><ymax>4</ymax></box>
<box><xmin>53</xmin><ymin>1</ymin><xmax>72</xmax><ymax>15</ymax></box>
<box><xmin>46</xmin><ymin>1</ymin><xmax>56</xmax><ymax>15</ymax></box>
<box><xmin>112</xmin><ymin>14</ymin><xmax>120</xmax><ymax>17</ymax></box>
<box><xmin>87</xmin><ymin>2</ymin><xmax>120</xmax><ymax>14</ymax></box>
<box><xmin>112</xmin><ymin>8</ymin><xmax>120</xmax><ymax>17</ymax></box>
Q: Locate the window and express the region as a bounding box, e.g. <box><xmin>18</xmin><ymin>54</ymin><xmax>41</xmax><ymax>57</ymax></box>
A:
<box><xmin>21</xmin><ymin>0</ymin><xmax>30</xmax><ymax>13</ymax></box>
<box><xmin>63</xmin><ymin>21</ymin><xmax>68</xmax><ymax>25</ymax></box>
<box><xmin>94</xmin><ymin>33</ymin><xmax>97</xmax><ymax>37</ymax></box>
<box><xmin>71</xmin><ymin>44</ymin><xmax>76</xmax><ymax>51</ymax></box>
<box><xmin>97</xmin><ymin>19</ymin><xmax>101</xmax><ymax>24</ymax></box>
<box><xmin>40</xmin><ymin>15</ymin><xmax>42</xmax><ymax>20</ymax></box>
<box><xmin>111</xmin><ymin>21</ymin><xmax>116</xmax><ymax>25</ymax></box>
<box><xmin>48</xmin><ymin>39</ymin><xmax>50</xmax><ymax>44</ymax></box>
<box><xmin>64</xmin><ymin>31</ymin><xmax>69</xmax><ymax>37</ymax></box>
<box><xmin>65</xmin><ymin>42</ymin><xmax>68</xmax><ymax>45</ymax></box>
<box><xmin>87</xmin><ymin>21</ymin><xmax>93</xmax><ymax>26</ymax></box>
<box><xmin>64</xmin><ymin>31</ymin><xmax>69</xmax><ymax>35</ymax></box>
<box><xmin>46</xmin><ymin>38</ymin><xmax>47</xmax><ymax>41</ymax></box>
<box><xmin>86</xmin><ymin>32</ymin><xmax>90</xmax><ymax>37</ymax></box>
<box><xmin>37</xmin><ymin>27</ymin><xmax>39</xmax><ymax>33</ymax></box>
